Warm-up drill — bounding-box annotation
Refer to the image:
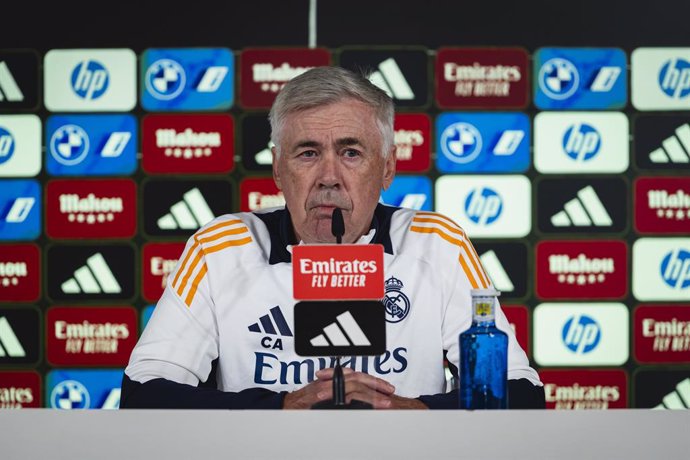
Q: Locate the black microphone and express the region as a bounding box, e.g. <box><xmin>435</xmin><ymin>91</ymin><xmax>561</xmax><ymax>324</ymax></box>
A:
<box><xmin>331</xmin><ymin>207</ymin><xmax>344</xmax><ymax>244</ymax></box>
<box><xmin>331</xmin><ymin>207</ymin><xmax>345</xmax><ymax>405</ymax></box>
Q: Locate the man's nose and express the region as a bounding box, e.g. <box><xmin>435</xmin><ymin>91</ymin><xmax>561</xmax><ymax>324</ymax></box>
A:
<box><xmin>317</xmin><ymin>151</ymin><xmax>342</xmax><ymax>188</ymax></box>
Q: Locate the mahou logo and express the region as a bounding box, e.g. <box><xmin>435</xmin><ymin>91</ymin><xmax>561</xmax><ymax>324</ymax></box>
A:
<box><xmin>635</xmin><ymin>176</ymin><xmax>690</xmax><ymax>233</ymax></box>
<box><xmin>46</xmin><ymin>306</ymin><xmax>137</xmax><ymax>366</ymax></box>
<box><xmin>240</xmin><ymin>48</ymin><xmax>331</xmax><ymax>108</ymax></box>
<box><xmin>536</xmin><ymin>240</ymin><xmax>628</xmax><ymax>299</ymax></box>
<box><xmin>142</xmin><ymin>242</ymin><xmax>185</xmax><ymax>302</ymax></box>
<box><xmin>435</xmin><ymin>47</ymin><xmax>529</xmax><ymax>108</ymax></box>
<box><xmin>634</xmin><ymin>305</ymin><xmax>690</xmax><ymax>363</ymax></box>
<box><xmin>0</xmin><ymin>371</ymin><xmax>41</xmax><ymax>408</ymax></box>
<box><xmin>46</xmin><ymin>179</ymin><xmax>136</xmax><ymax>239</ymax></box>
<box><xmin>0</xmin><ymin>244</ymin><xmax>39</xmax><ymax>302</ymax></box>
<box><xmin>394</xmin><ymin>113</ymin><xmax>430</xmax><ymax>172</ymax></box>
<box><xmin>142</xmin><ymin>114</ymin><xmax>234</xmax><ymax>174</ymax></box>
<box><xmin>239</xmin><ymin>177</ymin><xmax>285</xmax><ymax>212</ymax></box>
<box><xmin>540</xmin><ymin>369</ymin><xmax>627</xmax><ymax>409</ymax></box>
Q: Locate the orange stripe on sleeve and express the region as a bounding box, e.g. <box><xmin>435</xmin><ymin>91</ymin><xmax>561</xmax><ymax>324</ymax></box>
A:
<box><xmin>412</xmin><ymin>216</ymin><xmax>463</xmax><ymax>235</ymax></box>
<box><xmin>461</xmin><ymin>240</ymin><xmax>490</xmax><ymax>288</ymax></box>
<box><xmin>204</xmin><ymin>236</ymin><xmax>253</xmax><ymax>255</ymax></box>
<box><xmin>171</xmin><ymin>220</ymin><xmax>244</xmax><ymax>289</ymax></box>
<box><xmin>410</xmin><ymin>225</ymin><xmax>481</xmax><ymax>289</ymax></box>
<box><xmin>184</xmin><ymin>263</ymin><xmax>208</xmax><ymax>307</ymax></box>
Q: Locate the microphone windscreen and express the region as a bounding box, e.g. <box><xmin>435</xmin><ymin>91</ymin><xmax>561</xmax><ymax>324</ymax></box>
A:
<box><xmin>331</xmin><ymin>207</ymin><xmax>344</xmax><ymax>238</ymax></box>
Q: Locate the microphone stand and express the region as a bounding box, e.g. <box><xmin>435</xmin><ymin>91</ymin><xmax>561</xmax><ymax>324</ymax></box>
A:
<box><xmin>311</xmin><ymin>208</ymin><xmax>372</xmax><ymax>410</ymax></box>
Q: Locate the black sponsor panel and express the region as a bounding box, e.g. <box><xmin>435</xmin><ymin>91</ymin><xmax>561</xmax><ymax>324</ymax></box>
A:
<box><xmin>634</xmin><ymin>368</ymin><xmax>690</xmax><ymax>409</ymax></box>
<box><xmin>46</xmin><ymin>244</ymin><xmax>136</xmax><ymax>302</ymax></box>
<box><xmin>337</xmin><ymin>48</ymin><xmax>430</xmax><ymax>108</ymax></box>
<box><xmin>239</xmin><ymin>113</ymin><xmax>273</xmax><ymax>172</ymax></box>
<box><xmin>474</xmin><ymin>242</ymin><xmax>528</xmax><ymax>300</ymax></box>
<box><xmin>0</xmin><ymin>50</ymin><xmax>39</xmax><ymax>111</ymax></box>
<box><xmin>634</xmin><ymin>115</ymin><xmax>690</xmax><ymax>170</ymax></box>
<box><xmin>536</xmin><ymin>177</ymin><xmax>628</xmax><ymax>234</ymax></box>
<box><xmin>142</xmin><ymin>179</ymin><xmax>233</xmax><ymax>238</ymax></box>
<box><xmin>294</xmin><ymin>300</ymin><xmax>386</xmax><ymax>357</ymax></box>
<box><xmin>0</xmin><ymin>307</ymin><xmax>40</xmax><ymax>366</ymax></box>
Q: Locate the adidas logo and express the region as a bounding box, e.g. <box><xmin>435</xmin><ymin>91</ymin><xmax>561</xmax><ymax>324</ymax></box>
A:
<box><xmin>310</xmin><ymin>311</ymin><xmax>371</xmax><ymax>347</ymax></box>
<box><xmin>248</xmin><ymin>306</ymin><xmax>293</xmax><ymax>337</ymax></box>
<box><xmin>0</xmin><ymin>317</ymin><xmax>26</xmax><ymax>357</ymax></box>
<box><xmin>254</xmin><ymin>141</ymin><xmax>274</xmax><ymax>166</ymax></box>
<box><xmin>368</xmin><ymin>58</ymin><xmax>414</xmax><ymax>100</ymax></box>
<box><xmin>653</xmin><ymin>378</ymin><xmax>690</xmax><ymax>410</ymax></box>
<box><xmin>157</xmin><ymin>188</ymin><xmax>215</xmax><ymax>230</ymax></box>
<box><xmin>479</xmin><ymin>250</ymin><xmax>514</xmax><ymax>293</ymax></box>
<box><xmin>551</xmin><ymin>186</ymin><xmax>612</xmax><ymax>227</ymax></box>
<box><xmin>398</xmin><ymin>194</ymin><xmax>427</xmax><ymax>210</ymax></box>
<box><xmin>649</xmin><ymin>124</ymin><xmax>690</xmax><ymax>163</ymax></box>
<box><xmin>0</xmin><ymin>61</ymin><xmax>24</xmax><ymax>102</ymax></box>
<box><xmin>61</xmin><ymin>252</ymin><xmax>121</xmax><ymax>294</ymax></box>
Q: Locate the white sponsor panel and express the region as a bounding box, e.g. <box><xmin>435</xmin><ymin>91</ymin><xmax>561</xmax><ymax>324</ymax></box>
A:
<box><xmin>633</xmin><ymin>238</ymin><xmax>690</xmax><ymax>301</ymax></box>
<box><xmin>534</xmin><ymin>303</ymin><xmax>629</xmax><ymax>366</ymax></box>
<box><xmin>0</xmin><ymin>115</ymin><xmax>41</xmax><ymax>177</ymax></box>
<box><xmin>632</xmin><ymin>48</ymin><xmax>690</xmax><ymax>110</ymax></box>
<box><xmin>534</xmin><ymin>112</ymin><xmax>628</xmax><ymax>173</ymax></box>
<box><xmin>44</xmin><ymin>49</ymin><xmax>136</xmax><ymax>111</ymax></box>
<box><xmin>435</xmin><ymin>175</ymin><xmax>531</xmax><ymax>238</ymax></box>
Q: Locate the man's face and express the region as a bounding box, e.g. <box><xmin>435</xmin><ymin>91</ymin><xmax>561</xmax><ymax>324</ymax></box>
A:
<box><xmin>272</xmin><ymin>98</ymin><xmax>396</xmax><ymax>244</ymax></box>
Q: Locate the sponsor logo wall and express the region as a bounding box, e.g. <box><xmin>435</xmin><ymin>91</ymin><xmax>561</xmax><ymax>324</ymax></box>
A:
<box><xmin>0</xmin><ymin>45</ymin><xmax>688</xmax><ymax>409</ymax></box>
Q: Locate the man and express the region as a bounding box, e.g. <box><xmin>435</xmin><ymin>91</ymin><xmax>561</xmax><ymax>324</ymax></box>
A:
<box><xmin>121</xmin><ymin>66</ymin><xmax>544</xmax><ymax>409</ymax></box>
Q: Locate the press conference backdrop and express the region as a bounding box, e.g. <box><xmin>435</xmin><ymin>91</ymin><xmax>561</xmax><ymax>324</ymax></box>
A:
<box><xmin>0</xmin><ymin>1</ymin><xmax>689</xmax><ymax>410</ymax></box>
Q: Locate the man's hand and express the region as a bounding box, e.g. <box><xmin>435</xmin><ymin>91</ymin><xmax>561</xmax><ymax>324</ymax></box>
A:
<box><xmin>282</xmin><ymin>368</ymin><xmax>428</xmax><ymax>409</ymax></box>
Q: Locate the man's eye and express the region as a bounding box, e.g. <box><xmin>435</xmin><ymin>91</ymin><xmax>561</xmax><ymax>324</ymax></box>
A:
<box><xmin>300</xmin><ymin>150</ymin><xmax>317</xmax><ymax>158</ymax></box>
<box><xmin>343</xmin><ymin>149</ymin><xmax>360</xmax><ymax>158</ymax></box>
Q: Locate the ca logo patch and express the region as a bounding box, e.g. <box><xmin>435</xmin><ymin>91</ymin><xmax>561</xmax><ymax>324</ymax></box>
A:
<box><xmin>382</xmin><ymin>277</ymin><xmax>410</xmax><ymax>323</ymax></box>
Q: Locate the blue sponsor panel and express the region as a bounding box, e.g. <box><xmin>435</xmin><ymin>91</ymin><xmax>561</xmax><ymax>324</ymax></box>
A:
<box><xmin>46</xmin><ymin>369</ymin><xmax>123</xmax><ymax>409</ymax></box>
<box><xmin>46</xmin><ymin>114</ymin><xmax>137</xmax><ymax>176</ymax></box>
<box><xmin>141</xmin><ymin>305</ymin><xmax>155</xmax><ymax>331</ymax></box>
<box><xmin>534</xmin><ymin>48</ymin><xmax>627</xmax><ymax>110</ymax></box>
<box><xmin>379</xmin><ymin>175</ymin><xmax>432</xmax><ymax>210</ymax></box>
<box><xmin>0</xmin><ymin>180</ymin><xmax>40</xmax><ymax>240</ymax></box>
<box><xmin>141</xmin><ymin>48</ymin><xmax>234</xmax><ymax>111</ymax></box>
<box><xmin>435</xmin><ymin>112</ymin><xmax>530</xmax><ymax>173</ymax></box>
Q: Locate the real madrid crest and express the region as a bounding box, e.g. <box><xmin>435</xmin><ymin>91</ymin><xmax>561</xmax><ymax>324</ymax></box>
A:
<box><xmin>382</xmin><ymin>276</ymin><xmax>410</xmax><ymax>323</ymax></box>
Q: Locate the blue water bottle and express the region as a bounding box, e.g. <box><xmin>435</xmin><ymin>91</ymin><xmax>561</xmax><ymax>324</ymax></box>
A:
<box><xmin>459</xmin><ymin>288</ymin><xmax>508</xmax><ymax>409</ymax></box>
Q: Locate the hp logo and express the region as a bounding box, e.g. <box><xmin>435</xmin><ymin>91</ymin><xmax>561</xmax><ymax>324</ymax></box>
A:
<box><xmin>660</xmin><ymin>249</ymin><xmax>690</xmax><ymax>290</ymax></box>
<box><xmin>145</xmin><ymin>59</ymin><xmax>186</xmax><ymax>100</ymax></box>
<box><xmin>538</xmin><ymin>58</ymin><xmax>580</xmax><ymax>100</ymax></box>
<box><xmin>440</xmin><ymin>122</ymin><xmax>482</xmax><ymax>164</ymax></box>
<box><xmin>50</xmin><ymin>124</ymin><xmax>90</xmax><ymax>166</ymax></box>
<box><xmin>562</xmin><ymin>123</ymin><xmax>601</xmax><ymax>161</ymax></box>
<box><xmin>70</xmin><ymin>60</ymin><xmax>109</xmax><ymax>100</ymax></box>
<box><xmin>464</xmin><ymin>187</ymin><xmax>503</xmax><ymax>225</ymax></box>
<box><xmin>0</xmin><ymin>126</ymin><xmax>14</xmax><ymax>165</ymax></box>
<box><xmin>658</xmin><ymin>59</ymin><xmax>690</xmax><ymax>99</ymax></box>
<box><xmin>51</xmin><ymin>380</ymin><xmax>90</xmax><ymax>409</ymax></box>
<box><xmin>562</xmin><ymin>315</ymin><xmax>601</xmax><ymax>354</ymax></box>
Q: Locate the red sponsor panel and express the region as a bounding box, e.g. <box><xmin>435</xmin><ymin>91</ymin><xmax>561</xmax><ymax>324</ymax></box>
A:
<box><xmin>394</xmin><ymin>113</ymin><xmax>431</xmax><ymax>172</ymax></box>
<box><xmin>239</xmin><ymin>177</ymin><xmax>285</xmax><ymax>212</ymax></box>
<box><xmin>540</xmin><ymin>369</ymin><xmax>628</xmax><ymax>409</ymax></box>
<box><xmin>0</xmin><ymin>244</ymin><xmax>40</xmax><ymax>302</ymax></box>
<box><xmin>634</xmin><ymin>177</ymin><xmax>690</xmax><ymax>234</ymax></box>
<box><xmin>0</xmin><ymin>371</ymin><xmax>41</xmax><ymax>408</ymax></box>
<box><xmin>240</xmin><ymin>48</ymin><xmax>332</xmax><ymax>109</ymax></box>
<box><xmin>142</xmin><ymin>114</ymin><xmax>234</xmax><ymax>174</ymax></box>
<box><xmin>435</xmin><ymin>47</ymin><xmax>529</xmax><ymax>109</ymax></box>
<box><xmin>634</xmin><ymin>305</ymin><xmax>690</xmax><ymax>364</ymax></box>
<box><xmin>46</xmin><ymin>306</ymin><xmax>138</xmax><ymax>366</ymax></box>
<box><xmin>46</xmin><ymin>179</ymin><xmax>137</xmax><ymax>239</ymax></box>
<box><xmin>292</xmin><ymin>244</ymin><xmax>384</xmax><ymax>300</ymax></box>
<box><xmin>142</xmin><ymin>242</ymin><xmax>186</xmax><ymax>302</ymax></box>
<box><xmin>503</xmin><ymin>305</ymin><xmax>529</xmax><ymax>356</ymax></box>
<box><xmin>536</xmin><ymin>240</ymin><xmax>628</xmax><ymax>300</ymax></box>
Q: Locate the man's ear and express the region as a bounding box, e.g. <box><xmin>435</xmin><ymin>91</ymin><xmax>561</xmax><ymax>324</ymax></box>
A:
<box><xmin>271</xmin><ymin>146</ymin><xmax>282</xmax><ymax>190</ymax></box>
<box><xmin>382</xmin><ymin>145</ymin><xmax>397</xmax><ymax>191</ymax></box>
